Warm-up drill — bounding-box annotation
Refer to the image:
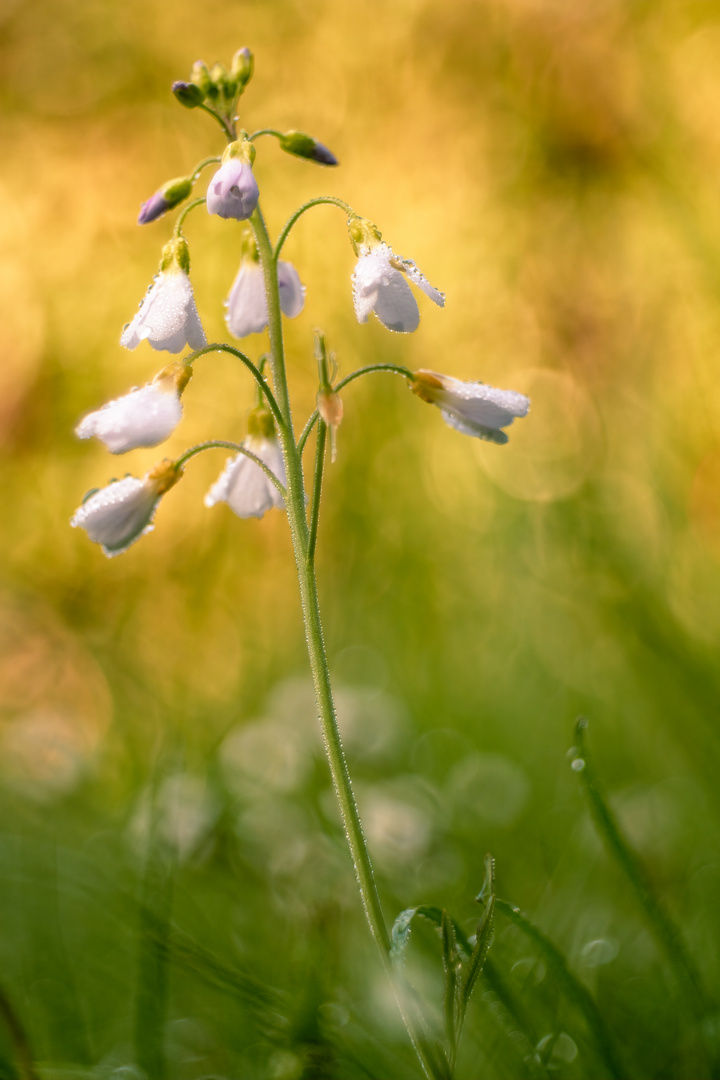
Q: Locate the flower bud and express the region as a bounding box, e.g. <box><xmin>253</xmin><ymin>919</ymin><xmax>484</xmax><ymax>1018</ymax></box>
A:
<box><xmin>278</xmin><ymin>130</ymin><xmax>338</xmax><ymax>166</ymax></box>
<box><xmin>317</xmin><ymin>388</ymin><xmax>344</xmax><ymax>463</ymax></box>
<box><xmin>138</xmin><ymin>176</ymin><xmax>193</xmax><ymax>225</ymax></box>
<box><xmin>231</xmin><ymin>48</ymin><xmax>254</xmax><ymax>93</ymax></box>
<box><xmin>172</xmin><ymin>81</ymin><xmax>205</xmax><ymax>109</ymax></box>
<box><xmin>191</xmin><ymin>60</ymin><xmax>212</xmax><ymax>96</ymax></box>
<box><xmin>206</xmin><ymin>141</ymin><xmax>259</xmax><ymax>221</ymax></box>
<box><xmin>209</xmin><ymin>62</ymin><xmax>230</xmax><ymax>99</ymax></box>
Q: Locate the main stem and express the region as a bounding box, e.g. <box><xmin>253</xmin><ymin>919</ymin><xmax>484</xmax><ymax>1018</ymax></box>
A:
<box><xmin>250</xmin><ymin>205</ymin><xmax>390</xmax><ymax>959</ymax></box>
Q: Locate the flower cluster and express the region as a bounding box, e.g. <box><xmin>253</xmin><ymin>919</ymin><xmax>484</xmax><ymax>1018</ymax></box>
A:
<box><xmin>72</xmin><ymin>47</ymin><xmax>530</xmax><ymax>561</ymax></box>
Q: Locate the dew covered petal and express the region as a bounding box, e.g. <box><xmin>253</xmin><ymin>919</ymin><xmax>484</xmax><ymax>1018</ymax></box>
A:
<box><xmin>75</xmin><ymin>384</ymin><xmax>183</xmax><ymax>454</ymax></box>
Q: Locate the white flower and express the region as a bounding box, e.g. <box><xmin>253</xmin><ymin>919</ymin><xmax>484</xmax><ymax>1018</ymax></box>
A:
<box><xmin>120</xmin><ymin>269</ymin><xmax>206</xmax><ymax>354</ymax></box>
<box><xmin>75</xmin><ymin>364</ymin><xmax>191</xmax><ymax>454</ymax></box>
<box><xmin>352</xmin><ymin>243</ymin><xmax>444</xmax><ymax>333</ymax></box>
<box><xmin>70</xmin><ymin>462</ymin><xmax>181</xmax><ymax>557</ymax></box>
<box><xmin>411</xmin><ymin>369</ymin><xmax>530</xmax><ymax>444</ymax></box>
<box><xmin>206</xmin><ymin>157</ymin><xmax>259</xmax><ymax>220</ymax></box>
<box><xmin>205</xmin><ymin>435</ymin><xmax>286</xmax><ymax>519</ymax></box>
<box><xmin>225</xmin><ymin>259</ymin><xmax>305</xmax><ymax>339</ymax></box>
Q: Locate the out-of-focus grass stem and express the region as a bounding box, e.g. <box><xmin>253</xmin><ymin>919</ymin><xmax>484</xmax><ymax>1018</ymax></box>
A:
<box><xmin>573</xmin><ymin>718</ymin><xmax>716</xmax><ymax>1065</ymax></box>
<box><xmin>495</xmin><ymin>899</ymin><xmax>624</xmax><ymax>1080</ymax></box>
<box><xmin>0</xmin><ymin>985</ymin><xmax>40</xmax><ymax>1080</ymax></box>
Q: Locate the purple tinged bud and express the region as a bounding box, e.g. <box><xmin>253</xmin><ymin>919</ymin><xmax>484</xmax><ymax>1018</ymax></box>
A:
<box><xmin>172</xmin><ymin>81</ymin><xmax>205</xmax><ymax>108</ymax></box>
<box><xmin>137</xmin><ymin>176</ymin><xmax>193</xmax><ymax>225</ymax></box>
<box><xmin>138</xmin><ymin>191</ymin><xmax>170</xmax><ymax>225</ymax></box>
<box><xmin>278</xmin><ymin>130</ymin><xmax>339</xmax><ymax>166</ymax></box>
<box><xmin>207</xmin><ymin>156</ymin><xmax>259</xmax><ymax>221</ymax></box>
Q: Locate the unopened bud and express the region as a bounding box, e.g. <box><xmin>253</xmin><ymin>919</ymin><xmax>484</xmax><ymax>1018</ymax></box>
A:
<box><xmin>231</xmin><ymin>47</ymin><xmax>254</xmax><ymax>93</ymax></box>
<box><xmin>209</xmin><ymin>62</ymin><xmax>230</xmax><ymax>99</ymax></box>
<box><xmin>279</xmin><ymin>130</ymin><xmax>338</xmax><ymax>166</ymax></box>
<box><xmin>191</xmin><ymin>60</ymin><xmax>212</xmax><ymax>95</ymax></box>
<box><xmin>317</xmin><ymin>388</ymin><xmax>344</xmax><ymax>463</ymax></box>
<box><xmin>172</xmin><ymin>81</ymin><xmax>205</xmax><ymax>109</ymax></box>
<box><xmin>138</xmin><ymin>175</ymin><xmax>193</xmax><ymax>225</ymax></box>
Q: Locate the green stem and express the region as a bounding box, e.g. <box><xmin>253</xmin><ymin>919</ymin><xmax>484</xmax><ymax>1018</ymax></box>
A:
<box><xmin>174</xmin><ymin>196</ymin><xmax>206</xmax><ymax>238</ymax></box>
<box><xmin>275</xmin><ymin>195</ymin><xmax>355</xmax><ymax>261</ymax></box>
<box><xmin>191</xmin><ymin>156</ymin><xmax>221</xmax><ymax>182</ymax></box>
<box><xmin>297</xmin><ymin>363</ymin><xmax>414</xmax><ymax>455</ymax></box>
<box><xmin>174</xmin><ymin>440</ymin><xmax>287</xmax><ymax>499</ymax></box>
<box><xmin>184</xmin><ymin>343</ymin><xmax>284</xmax><ymax>429</ymax></box>
<box><xmin>308</xmin><ymin>420</ymin><xmax>327</xmax><ymax>563</ymax></box>
<box><xmin>251</xmin><ymin>200</ymin><xmax>437</xmax><ymax>1079</ymax></box>
<box><xmin>198</xmin><ymin>103</ymin><xmax>236</xmax><ymax>142</ymax></box>
<box><xmin>248</xmin><ymin>127</ymin><xmax>283</xmax><ymax>141</ymax></box>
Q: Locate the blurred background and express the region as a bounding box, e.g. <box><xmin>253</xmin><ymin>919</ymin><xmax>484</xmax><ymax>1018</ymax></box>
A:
<box><xmin>1</xmin><ymin>0</ymin><xmax>720</xmax><ymax>1076</ymax></box>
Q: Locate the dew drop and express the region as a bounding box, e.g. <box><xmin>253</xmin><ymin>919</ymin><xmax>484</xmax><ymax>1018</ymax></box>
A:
<box><xmin>571</xmin><ymin>758</ymin><xmax>586</xmax><ymax>772</ymax></box>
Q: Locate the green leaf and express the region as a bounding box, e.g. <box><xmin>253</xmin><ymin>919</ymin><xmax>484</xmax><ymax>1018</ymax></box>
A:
<box><xmin>390</xmin><ymin>905</ymin><xmax>445</xmax><ymax>968</ymax></box>
<box><xmin>440</xmin><ymin>910</ymin><xmax>459</xmax><ymax>1056</ymax></box>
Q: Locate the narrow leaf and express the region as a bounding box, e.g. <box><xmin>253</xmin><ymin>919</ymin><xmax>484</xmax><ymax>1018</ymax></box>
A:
<box><xmin>459</xmin><ymin>894</ymin><xmax>495</xmax><ymax>1026</ymax></box>
<box><xmin>572</xmin><ymin>716</ymin><xmax>713</xmax><ymax>1027</ymax></box>
<box><xmin>440</xmin><ymin>910</ymin><xmax>459</xmax><ymax>1056</ymax></box>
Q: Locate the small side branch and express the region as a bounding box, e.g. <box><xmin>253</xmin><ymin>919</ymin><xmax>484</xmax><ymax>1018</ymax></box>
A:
<box><xmin>184</xmin><ymin>343</ymin><xmax>285</xmax><ymax>431</ymax></box>
<box><xmin>275</xmin><ymin>195</ymin><xmax>355</xmax><ymax>261</ymax></box>
<box><xmin>307</xmin><ymin>420</ymin><xmax>327</xmax><ymax>564</ymax></box>
<box><xmin>174</xmin><ymin>440</ymin><xmax>287</xmax><ymax>500</ymax></box>
<box><xmin>297</xmin><ymin>363</ymin><xmax>413</xmax><ymax>455</ymax></box>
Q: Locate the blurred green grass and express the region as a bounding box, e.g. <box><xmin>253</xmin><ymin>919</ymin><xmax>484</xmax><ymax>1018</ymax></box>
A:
<box><xmin>1</xmin><ymin>0</ymin><xmax>720</xmax><ymax>1076</ymax></box>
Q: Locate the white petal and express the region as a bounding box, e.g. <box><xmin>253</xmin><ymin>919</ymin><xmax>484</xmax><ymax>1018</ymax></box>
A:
<box><xmin>225</xmin><ymin>263</ymin><xmax>268</xmax><ymax>338</ymax></box>
<box><xmin>71</xmin><ymin>477</ymin><xmax>158</xmax><ymax>557</ymax></box>
<box><xmin>120</xmin><ymin>271</ymin><xmax>206</xmax><ymax>354</ymax></box>
<box><xmin>204</xmin><ymin>438</ymin><xmax>286</xmax><ymax>520</ymax></box>
<box><xmin>277</xmin><ymin>261</ymin><xmax>306</xmax><ymax>319</ymax></box>
<box><xmin>405</xmin><ymin>262</ymin><xmax>445</xmax><ymax>307</ymax></box>
<box><xmin>440</xmin><ymin>408</ymin><xmax>509</xmax><ymax>444</ymax></box>
<box><xmin>352</xmin><ymin>252</ymin><xmax>384</xmax><ymax>323</ymax></box>
<box><xmin>75</xmin><ymin>385</ymin><xmax>182</xmax><ymax>454</ymax></box>
<box><xmin>374</xmin><ymin>271</ymin><xmax>420</xmax><ymax>332</ymax></box>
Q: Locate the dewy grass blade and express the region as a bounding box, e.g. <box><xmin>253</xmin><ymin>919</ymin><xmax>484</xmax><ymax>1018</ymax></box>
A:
<box><xmin>494</xmin><ymin>899</ymin><xmax>624</xmax><ymax>1080</ymax></box>
<box><xmin>572</xmin><ymin>718</ymin><xmax>713</xmax><ymax>1021</ymax></box>
<box><xmin>440</xmin><ymin>910</ymin><xmax>459</xmax><ymax>1062</ymax></box>
<box><xmin>481</xmin><ymin>959</ymin><xmax>550</xmax><ymax>1080</ymax></box>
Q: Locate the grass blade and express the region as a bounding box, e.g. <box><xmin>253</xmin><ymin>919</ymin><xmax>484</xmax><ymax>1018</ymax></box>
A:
<box><xmin>495</xmin><ymin>898</ymin><xmax>624</xmax><ymax>1080</ymax></box>
<box><xmin>572</xmin><ymin>717</ymin><xmax>713</xmax><ymax>1023</ymax></box>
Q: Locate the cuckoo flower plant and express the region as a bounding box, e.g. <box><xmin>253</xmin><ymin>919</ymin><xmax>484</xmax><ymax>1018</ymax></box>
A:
<box><xmin>71</xmin><ymin>48</ymin><xmax>530</xmax><ymax>1080</ymax></box>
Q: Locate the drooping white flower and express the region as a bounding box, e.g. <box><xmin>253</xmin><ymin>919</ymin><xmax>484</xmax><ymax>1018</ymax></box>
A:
<box><xmin>225</xmin><ymin>257</ymin><xmax>305</xmax><ymax>338</ymax></box>
<box><xmin>206</xmin><ymin>140</ymin><xmax>259</xmax><ymax>220</ymax></box>
<box><xmin>70</xmin><ymin>461</ymin><xmax>182</xmax><ymax>557</ymax></box>
<box><xmin>75</xmin><ymin>362</ymin><xmax>192</xmax><ymax>454</ymax></box>
<box><xmin>120</xmin><ymin>238</ymin><xmax>206</xmax><ymax>354</ymax></box>
<box><xmin>205</xmin><ymin>407</ymin><xmax>286</xmax><ymax>519</ymax></box>
<box><xmin>349</xmin><ymin>220</ymin><xmax>444</xmax><ymax>333</ymax></box>
<box><xmin>411</xmin><ymin>369</ymin><xmax>530</xmax><ymax>445</ymax></box>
